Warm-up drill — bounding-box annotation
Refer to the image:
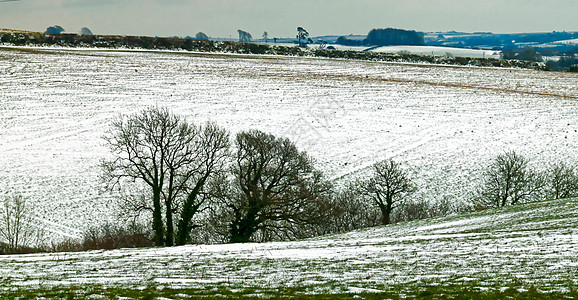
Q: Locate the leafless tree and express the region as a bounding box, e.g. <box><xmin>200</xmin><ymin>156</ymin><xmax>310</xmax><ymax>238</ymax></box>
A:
<box><xmin>224</xmin><ymin>129</ymin><xmax>330</xmax><ymax>243</ymax></box>
<box><xmin>175</xmin><ymin>123</ymin><xmax>230</xmax><ymax>245</ymax></box>
<box><xmin>313</xmin><ymin>183</ymin><xmax>381</xmax><ymax>235</ymax></box>
<box><xmin>102</xmin><ymin>107</ymin><xmax>229</xmax><ymax>246</ymax></box>
<box><xmin>358</xmin><ymin>159</ymin><xmax>416</xmax><ymax>225</ymax></box>
<box><xmin>262</xmin><ymin>31</ymin><xmax>269</xmax><ymax>43</ymax></box>
<box><xmin>0</xmin><ymin>195</ymin><xmax>43</xmax><ymax>253</ymax></box>
<box><xmin>476</xmin><ymin>151</ymin><xmax>544</xmax><ymax>208</ymax></box>
<box><xmin>546</xmin><ymin>161</ymin><xmax>578</xmax><ymax>199</ymax></box>
<box><xmin>393</xmin><ymin>197</ymin><xmax>465</xmax><ymax>223</ymax></box>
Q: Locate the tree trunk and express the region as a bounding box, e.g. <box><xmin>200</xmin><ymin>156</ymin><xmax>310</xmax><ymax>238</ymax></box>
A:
<box><xmin>175</xmin><ymin>180</ymin><xmax>205</xmax><ymax>245</ymax></box>
<box><xmin>379</xmin><ymin>203</ymin><xmax>392</xmax><ymax>225</ymax></box>
<box><xmin>152</xmin><ymin>188</ymin><xmax>164</xmax><ymax>246</ymax></box>
<box><xmin>165</xmin><ymin>200</ymin><xmax>174</xmax><ymax>247</ymax></box>
<box><xmin>229</xmin><ymin>206</ymin><xmax>260</xmax><ymax>243</ymax></box>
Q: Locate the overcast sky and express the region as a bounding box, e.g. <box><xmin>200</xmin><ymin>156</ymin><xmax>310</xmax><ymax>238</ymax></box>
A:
<box><xmin>1</xmin><ymin>0</ymin><xmax>577</xmax><ymax>38</ymax></box>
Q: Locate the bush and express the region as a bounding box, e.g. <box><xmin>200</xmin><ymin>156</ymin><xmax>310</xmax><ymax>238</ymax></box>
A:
<box><xmin>314</xmin><ymin>186</ymin><xmax>381</xmax><ymax>235</ymax></box>
<box><xmin>82</xmin><ymin>221</ymin><xmax>153</xmax><ymax>250</ymax></box>
<box><xmin>393</xmin><ymin>198</ymin><xmax>469</xmax><ymax>223</ymax></box>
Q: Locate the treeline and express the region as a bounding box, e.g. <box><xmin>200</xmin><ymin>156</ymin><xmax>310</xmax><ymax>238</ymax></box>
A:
<box><xmin>337</xmin><ymin>28</ymin><xmax>424</xmax><ymax>46</ymax></box>
<box><xmin>431</xmin><ymin>31</ymin><xmax>578</xmax><ymax>50</ymax></box>
<box><xmin>500</xmin><ymin>46</ymin><xmax>578</xmax><ymax>71</ymax></box>
<box><xmin>2</xmin><ymin>107</ymin><xmax>576</xmax><ymax>254</ymax></box>
<box><xmin>0</xmin><ymin>30</ymin><xmax>545</xmax><ymax>70</ymax></box>
<box><xmin>547</xmin><ymin>55</ymin><xmax>578</xmax><ymax>72</ymax></box>
<box><xmin>311</xmin><ymin>48</ymin><xmax>545</xmax><ymax>69</ymax></box>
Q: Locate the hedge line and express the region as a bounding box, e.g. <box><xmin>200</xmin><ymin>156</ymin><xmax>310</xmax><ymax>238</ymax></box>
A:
<box><xmin>0</xmin><ymin>31</ymin><xmax>546</xmax><ymax>70</ymax></box>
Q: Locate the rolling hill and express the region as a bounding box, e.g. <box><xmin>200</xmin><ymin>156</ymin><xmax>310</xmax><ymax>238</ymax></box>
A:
<box><xmin>0</xmin><ymin>197</ymin><xmax>576</xmax><ymax>298</ymax></box>
<box><xmin>0</xmin><ymin>46</ymin><xmax>577</xmax><ymax>242</ymax></box>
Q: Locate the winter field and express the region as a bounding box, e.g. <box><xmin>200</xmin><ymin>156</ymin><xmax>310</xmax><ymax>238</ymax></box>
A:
<box><xmin>1</xmin><ymin>45</ymin><xmax>578</xmax><ymax>297</ymax></box>
<box><xmin>0</xmin><ymin>48</ymin><xmax>578</xmax><ymax>237</ymax></box>
<box><xmin>264</xmin><ymin>43</ymin><xmax>502</xmax><ymax>58</ymax></box>
<box><xmin>369</xmin><ymin>45</ymin><xmax>501</xmax><ymax>59</ymax></box>
<box><xmin>0</xmin><ymin>197</ymin><xmax>576</xmax><ymax>297</ymax></box>
<box><xmin>1</xmin><ymin>46</ymin><xmax>578</xmax><ymax>240</ymax></box>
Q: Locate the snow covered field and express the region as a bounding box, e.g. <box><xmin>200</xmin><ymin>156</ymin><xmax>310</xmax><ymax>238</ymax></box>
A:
<box><xmin>0</xmin><ymin>46</ymin><xmax>578</xmax><ymax>240</ymax></box>
<box><xmin>369</xmin><ymin>45</ymin><xmax>501</xmax><ymax>59</ymax></box>
<box><xmin>551</xmin><ymin>38</ymin><xmax>578</xmax><ymax>45</ymax></box>
<box><xmin>0</xmin><ymin>197</ymin><xmax>576</xmax><ymax>296</ymax></box>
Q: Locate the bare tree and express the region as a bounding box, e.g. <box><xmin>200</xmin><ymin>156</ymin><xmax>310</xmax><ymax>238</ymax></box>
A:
<box><xmin>102</xmin><ymin>107</ymin><xmax>229</xmax><ymax>246</ymax></box>
<box><xmin>358</xmin><ymin>159</ymin><xmax>416</xmax><ymax>225</ymax></box>
<box><xmin>262</xmin><ymin>31</ymin><xmax>269</xmax><ymax>43</ymax></box>
<box><xmin>224</xmin><ymin>129</ymin><xmax>329</xmax><ymax>243</ymax></box>
<box><xmin>546</xmin><ymin>161</ymin><xmax>578</xmax><ymax>199</ymax></box>
<box><xmin>0</xmin><ymin>195</ymin><xmax>43</xmax><ymax>253</ymax></box>
<box><xmin>477</xmin><ymin>151</ymin><xmax>544</xmax><ymax>208</ymax></box>
<box><xmin>175</xmin><ymin>123</ymin><xmax>230</xmax><ymax>245</ymax></box>
<box><xmin>393</xmin><ymin>197</ymin><xmax>464</xmax><ymax>223</ymax></box>
<box><xmin>314</xmin><ymin>183</ymin><xmax>381</xmax><ymax>235</ymax></box>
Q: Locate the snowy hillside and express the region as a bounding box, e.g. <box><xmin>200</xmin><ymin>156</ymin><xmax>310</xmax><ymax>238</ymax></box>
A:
<box><xmin>0</xmin><ymin>197</ymin><xmax>576</xmax><ymax>297</ymax></box>
<box><xmin>369</xmin><ymin>45</ymin><xmax>501</xmax><ymax>59</ymax></box>
<box><xmin>0</xmin><ymin>46</ymin><xmax>577</xmax><ymax>240</ymax></box>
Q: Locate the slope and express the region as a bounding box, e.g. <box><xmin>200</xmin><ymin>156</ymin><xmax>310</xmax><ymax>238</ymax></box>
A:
<box><xmin>0</xmin><ymin>197</ymin><xmax>576</xmax><ymax>298</ymax></box>
<box><xmin>1</xmin><ymin>46</ymin><xmax>578</xmax><ymax>242</ymax></box>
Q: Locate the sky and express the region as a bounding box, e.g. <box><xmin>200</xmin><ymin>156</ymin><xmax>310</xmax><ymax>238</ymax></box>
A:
<box><xmin>1</xmin><ymin>0</ymin><xmax>577</xmax><ymax>38</ymax></box>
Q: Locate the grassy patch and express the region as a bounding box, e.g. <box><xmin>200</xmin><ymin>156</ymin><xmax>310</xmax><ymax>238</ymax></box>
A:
<box><xmin>2</xmin><ymin>284</ymin><xmax>576</xmax><ymax>299</ymax></box>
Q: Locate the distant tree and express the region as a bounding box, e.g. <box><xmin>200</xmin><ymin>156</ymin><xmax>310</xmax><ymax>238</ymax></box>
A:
<box><xmin>476</xmin><ymin>151</ymin><xmax>544</xmax><ymax>208</ymax></box>
<box><xmin>224</xmin><ymin>129</ymin><xmax>329</xmax><ymax>243</ymax></box>
<box><xmin>546</xmin><ymin>162</ymin><xmax>578</xmax><ymax>199</ymax></box>
<box><xmin>45</xmin><ymin>25</ymin><xmax>65</xmax><ymax>34</ymax></box>
<box><xmin>358</xmin><ymin>159</ymin><xmax>416</xmax><ymax>225</ymax></box>
<box><xmin>364</xmin><ymin>28</ymin><xmax>424</xmax><ymax>46</ymax></box>
<box><xmin>237</xmin><ymin>29</ymin><xmax>252</xmax><ymax>43</ymax></box>
<box><xmin>501</xmin><ymin>49</ymin><xmax>517</xmax><ymax>60</ymax></box>
<box><xmin>549</xmin><ymin>54</ymin><xmax>578</xmax><ymax>71</ymax></box>
<box><xmin>79</xmin><ymin>27</ymin><xmax>93</xmax><ymax>36</ymax></box>
<box><xmin>102</xmin><ymin>107</ymin><xmax>230</xmax><ymax>246</ymax></box>
<box><xmin>262</xmin><ymin>31</ymin><xmax>269</xmax><ymax>43</ymax></box>
<box><xmin>297</xmin><ymin>27</ymin><xmax>309</xmax><ymax>48</ymax></box>
<box><xmin>519</xmin><ymin>46</ymin><xmax>543</xmax><ymax>62</ymax></box>
<box><xmin>195</xmin><ymin>32</ymin><xmax>209</xmax><ymax>41</ymax></box>
<box><xmin>336</xmin><ymin>36</ymin><xmax>362</xmax><ymax>46</ymax></box>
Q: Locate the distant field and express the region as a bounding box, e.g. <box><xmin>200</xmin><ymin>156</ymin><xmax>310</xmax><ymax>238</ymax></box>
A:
<box><xmin>0</xmin><ymin>197</ymin><xmax>576</xmax><ymax>297</ymax></box>
<box><xmin>370</xmin><ymin>45</ymin><xmax>502</xmax><ymax>59</ymax></box>
<box><xmin>0</xmin><ymin>46</ymin><xmax>577</xmax><ymax>240</ymax></box>
<box><xmin>262</xmin><ymin>43</ymin><xmax>503</xmax><ymax>59</ymax></box>
<box><xmin>552</xmin><ymin>38</ymin><xmax>578</xmax><ymax>45</ymax></box>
